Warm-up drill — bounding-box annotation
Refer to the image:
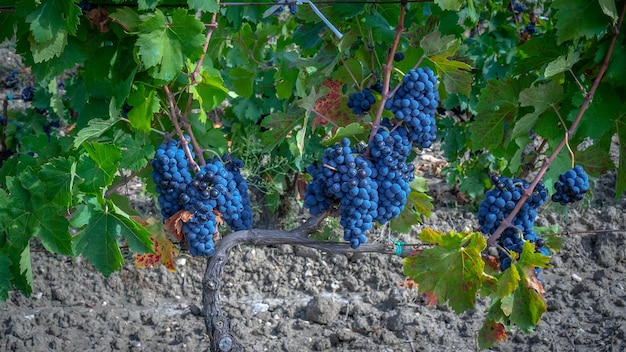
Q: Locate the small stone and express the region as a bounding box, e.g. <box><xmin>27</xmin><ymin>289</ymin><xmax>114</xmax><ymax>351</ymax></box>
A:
<box><xmin>305</xmin><ymin>297</ymin><xmax>341</xmax><ymax>325</ymax></box>
<box><xmin>572</xmin><ymin>273</ymin><xmax>583</xmax><ymax>282</ymax></box>
<box><xmin>176</xmin><ymin>257</ymin><xmax>187</xmax><ymax>266</ymax></box>
<box><xmin>251</xmin><ymin>303</ymin><xmax>269</xmax><ymax>313</ymax></box>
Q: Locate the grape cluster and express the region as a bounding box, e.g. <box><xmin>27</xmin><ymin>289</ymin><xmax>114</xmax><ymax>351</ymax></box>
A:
<box><xmin>511</xmin><ymin>0</ymin><xmax>526</xmax><ymax>12</ymax></box>
<box><xmin>151</xmin><ymin>138</ymin><xmax>194</xmax><ymax>219</ymax></box>
<box><xmin>304</xmin><ymin>138</ymin><xmax>379</xmax><ymax>248</ymax></box>
<box><xmin>151</xmin><ymin>138</ymin><xmax>254</xmax><ymax>256</ymax></box>
<box><xmin>4</xmin><ymin>70</ymin><xmax>18</xmax><ymax>88</ymax></box>
<box><xmin>525</xmin><ymin>22</ymin><xmax>536</xmax><ymax>35</ymax></box>
<box><xmin>551</xmin><ymin>165</ymin><xmax>589</xmax><ymax>205</ymax></box>
<box><xmin>21</xmin><ymin>86</ymin><xmax>34</xmax><ymax>102</ymax></box>
<box><xmin>478</xmin><ymin>175</ymin><xmax>548</xmax><ymax>271</ymax></box>
<box><xmin>347</xmin><ymin>88</ymin><xmax>376</xmax><ymax>115</ymax></box>
<box><xmin>368</xmin><ymin>128</ymin><xmax>412</xmax><ymax>224</ymax></box>
<box><xmin>305</xmin><ymin>68</ymin><xmax>440</xmax><ymax>248</ymax></box>
<box><xmin>223</xmin><ymin>154</ymin><xmax>253</xmax><ymax>231</ymax></box>
<box><xmin>384</xmin><ymin>67</ymin><xmax>439</xmax><ymax>148</ymax></box>
<box><xmin>181</xmin><ymin>167</ymin><xmax>220</xmax><ymax>256</ymax></box>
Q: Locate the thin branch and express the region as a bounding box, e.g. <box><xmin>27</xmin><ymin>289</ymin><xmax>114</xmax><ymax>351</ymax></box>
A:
<box><xmin>369</xmin><ymin>0</ymin><xmax>407</xmax><ymax>144</ymax></box>
<box><xmin>163</xmin><ymin>85</ymin><xmax>200</xmax><ymax>172</ymax></box>
<box><xmin>104</xmin><ymin>166</ymin><xmax>150</xmax><ymax>198</ymax></box>
<box><xmin>487</xmin><ymin>2</ymin><xmax>626</xmax><ymax>246</ymax></box>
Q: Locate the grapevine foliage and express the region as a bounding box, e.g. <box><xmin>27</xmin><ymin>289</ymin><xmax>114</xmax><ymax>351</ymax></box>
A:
<box><xmin>0</xmin><ymin>0</ymin><xmax>624</xmax><ymax>349</ymax></box>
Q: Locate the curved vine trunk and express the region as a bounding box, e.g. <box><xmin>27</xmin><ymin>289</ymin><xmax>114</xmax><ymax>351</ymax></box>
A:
<box><xmin>201</xmin><ymin>214</ymin><xmax>412</xmax><ymax>351</ymax></box>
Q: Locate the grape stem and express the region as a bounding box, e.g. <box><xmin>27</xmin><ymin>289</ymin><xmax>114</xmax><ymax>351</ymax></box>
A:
<box><xmin>368</xmin><ymin>0</ymin><xmax>407</xmax><ymax>144</ymax></box>
<box><xmin>202</xmin><ymin>213</ymin><xmax>416</xmax><ymax>352</ymax></box>
<box><xmin>163</xmin><ymin>85</ymin><xmax>202</xmax><ymax>170</ymax></box>
<box><xmin>486</xmin><ymin>1</ymin><xmax>626</xmax><ymax>247</ymax></box>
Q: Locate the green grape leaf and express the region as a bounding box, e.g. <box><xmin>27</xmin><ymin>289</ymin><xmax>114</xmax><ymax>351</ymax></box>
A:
<box><xmin>420</xmin><ymin>31</ymin><xmax>460</xmax><ymax>58</ymax></box>
<box><xmin>508</xmin><ymin>279</ymin><xmax>546</xmax><ymax>333</ymax></box>
<box><xmin>390</xmin><ymin>191</ymin><xmax>433</xmax><ymax>233</ymax></box>
<box><xmin>110</xmin><ymin>7</ymin><xmax>142</xmax><ymax>32</ymax></box>
<box><xmin>598</xmin><ymin>0</ymin><xmax>619</xmax><ymax>24</ymax></box>
<box><xmin>190</xmin><ymin>68</ymin><xmax>230</xmax><ymax>122</ymax></box>
<box><xmin>542</xmin><ymin>235</ymin><xmax>566</xmax><ymax>253</ymax></box>
<box><xmin>553</xmin><ymin>0</ymin><xmax>611</xmax><ymax>44</ymax></box>
<box><xmin>187</xmin><ymin>0</ymin><xmax>219</xmax><ymax>13</ymax></box>
<box><xmin>39</xmin><ymin>156</ymin><xmax>77</xmax><ymax>209</ymax></box>
<box><xmin>117</xmin><ymin>133</ymin><xmax>154</xmax><ymax>173</ymax></box>
<box><xmin>429</xmin><ymin>57</ymin><xmax>472</xmax><ymax>97</ymax></box>
<box><xmin>29</xmin><ymin>31</ymin><xmax>67</xmax><ymax>63</ymax></box>
<box><xmin>616</xmin><ymin>116</ymin><xmax>626</xmax><ymax>198</ymax></box>
<box><xmin>470</xmin><ymin>78</ymin><xmax>520</xmax><ymax>150</ymax></box>
<box><xmin>136</xmin><ymin>9</ymin><xmax>205</xmax><ymax>81</ymax></box>
<box><xmin>477</xmin><ymin>320</ymin><xmax>507</xmax><ymax>349</ymax></box>
<box><xmin>404</xmin><ymin>230</ymin><xmax>486</xmax><ymax>313</ymax></box>
<box><xmin>108</xmin><ymin>200</ymin><xmax>153</xmax><ymax>254</ymax></box>
<box><xmin>127</xmin><ymin>84</ymin><xmax>160</xmax><ymax>133</ymax></box>
<box><xmin>512</xmin><ymin>80</ymin><xmax>563</xmax><ymax>139</ymax></box>
<box><xmin>575</xmin><ymin>84</ymin><xmax>622</xmax><ymax>142</ymax></box>
<box><xmin>434</xmin><ymin>0</ymin><xmax>464</xmax><ymax>11</ymax></box>
<box><xmin>30</xmin><ymin>203</ymin><xmax>73</xmax><ymax>255</ymax></box>
<box><xmin>0</xmin><ymin>254</ymin><xmax>13</xmax><ymax>301</ymax></box>
<box><xmin>73</xmin><ymin>116</ymin><xmax>121</xmax><ymax>148</ymax></box>
<box><xmin>227</xmin><ymin>67</ymin><xmax>255</xmax><ymax>98</ymax></box>
<box><xmin>516</xmin><ymin>242</ymin><xmax>551</xmax><ymax>270</ymax></box>
<box><xmin>544</xmin><ymin>49</ymin><xmax>581</xmax><ymax>78</ymax></box>
<box><xmin>333</xmin><ymin>58</ymin><xmax>365</xmax><ymax>87</ymax></box>
<box><xmin>497</xmin><ymin>262</ymin><xmax>520</xmax><ymax>297</ymax></box>
<box><xmin>76</xmin><ymin>143</ymin><xmax>122</xmax><ymax>193</ymax></box>
<box><xmin>513</xmin><ymin>36</ymin><xmax>568</xmax><ymax>75</ymax></box>
<box><xmin>232</xmin><ymin>98</ymin><xmax>263</xmax><ymax>122</ymax></box>
<box><xmin>73</xmin><ymin>203</ymin><xmax>152</xmax><ymax>277</ymax></box>
<box><xmin>576</xmin><ymin>143</ymin><xmax>616</xmax><ymax>176</ymax></box>
<box><xmin>261</xmin><ymin>108</ymin><xmax>305</xmax><ymax>151</ymax></box>
<box><xmin>138</xmin><ymin>0</ymin><xmax>158</xmax><ymax>11</ymax></box>
<box><xmin>321</xmin><ymin>123</ymin><xmax>366</xmax><ymax>146</ymax></box>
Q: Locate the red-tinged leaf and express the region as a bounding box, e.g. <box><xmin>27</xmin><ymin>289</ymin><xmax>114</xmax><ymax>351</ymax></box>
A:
<box><xmin>164</xmin><ymin>210</ymin><xmax>193</xmax><ymax>241</ymax></box>
<box><xmin>401</xmin><ymin>277</ymin><xmax>418</xmax><ymax>289</ymax></box>
<box><xmin>483</xmin><ymin>254</ymin><xmax>500</xmax><ymax>271</ymax></box>
<box><xmin>134</xmin><ymin>218</ymin><xmax>179</xmax><ymax>272</ymax></box>
<box><xmin>478</xmin><ymin>320</ymin><xmax>507</xmax><ymax>349</ymax></box>
<box><xmin>312</xmin><ymin>79</ymin><xmax>354</xmax><ymax>129</ymax></box>
<box><xmin>422</xmin><ymin>291</ymin><xmax>438</xmax><ymax>306</ymax></box>
<box><xmin>404</xmin><ymin>231</ymin><xmax>486</xmax><ymax>313</ymax></box>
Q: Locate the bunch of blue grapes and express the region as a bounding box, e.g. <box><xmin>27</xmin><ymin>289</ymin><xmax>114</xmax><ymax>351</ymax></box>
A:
<box><xmin>4</xmin><ymin>70</ymin><xmax>18</xmax><ymax>88</ymax></box>
<box><xmin>384</xmin><ymin>67</ymin><xmax>439</xmax><ymax>148</ymax></box>
<box><xmin>368</xmin><ymin>128</ymin><xmax>412</xmax><ymax>224</ymax></box>
<box><xmin>347</xmin><ymin>88</ymin><xmax>376</xmax><ymax>115</ymax></box>
<box><xmin>304</xmin><ymin>138</ymin><xmax>379</xmax><ymax>248</ymax></box>
<box><xmin>151</xmin><ymin>138</ymin><xmax>194</xmax><ymax>219</ymax></box>
<box><xmin>223</xmin><ymin>154</ymin><xmax>253</xmax><ymax>231</ymax></box>
<box><xmin>551</xmin><ymin>165</ymin><xmax>589</xmax><ymax>205</ymax></box>
<box><xmin>478</xmin><ymin>175</ymin><xmax>548</xmax><ymax>271</ymax></box>
<box><xmin>180</xmin><ymin>166</ymin><xmax>220</xmax><ymax>256</ymax></box>
<box><xmin>21</xmin><ymin>86</ymin><xmax>34</xmax><ymax>102</ymax></box>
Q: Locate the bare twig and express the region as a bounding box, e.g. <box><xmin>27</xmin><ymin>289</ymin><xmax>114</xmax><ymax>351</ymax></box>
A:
<box><xmin>487</xmin><ymin>2</ymin><xmax>626</xmax><ymax>246</ymax></box>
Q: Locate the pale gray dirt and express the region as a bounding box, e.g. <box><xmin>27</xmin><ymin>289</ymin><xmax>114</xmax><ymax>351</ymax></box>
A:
<box><xmin>2</xmin><ymin>45</ymin><xmax>626</xmax><ymax>352</ymax></box>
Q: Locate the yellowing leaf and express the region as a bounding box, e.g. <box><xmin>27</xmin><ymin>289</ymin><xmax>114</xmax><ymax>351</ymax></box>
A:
<box><xmin>404</xmin><ymin>231</ymin><xmax>486</xmax><ymax>313</ymax></box>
